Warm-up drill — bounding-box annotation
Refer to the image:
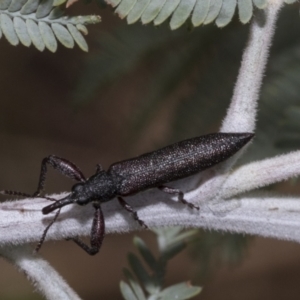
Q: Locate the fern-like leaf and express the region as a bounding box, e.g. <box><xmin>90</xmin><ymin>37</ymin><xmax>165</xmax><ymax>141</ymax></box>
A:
<box><xmin>121</xmin><ymin>230</ymin><xmax>201</xmax><ymax>300</ymax></box>
<box><xmin>106</xmin><ymin>0</ymin><xmax>268</xmax><ymax>29</ymax></box>
<box><xmin>0</xmin><ymin>0</ymin><xmax>100</xmax><ymax>52</ymax></box>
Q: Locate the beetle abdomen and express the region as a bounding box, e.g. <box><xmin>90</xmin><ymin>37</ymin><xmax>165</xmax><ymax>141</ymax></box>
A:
<box><xmin>108</xmin><ymin>132</ymin><xmax>253</xmax><ymax>195</ymax></box>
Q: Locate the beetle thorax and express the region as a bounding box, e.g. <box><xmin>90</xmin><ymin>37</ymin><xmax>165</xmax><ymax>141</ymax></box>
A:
<box><xmin>71</xmin><ymin>171</ymin><xmax>117</xmax><ymax>206</ymax></box>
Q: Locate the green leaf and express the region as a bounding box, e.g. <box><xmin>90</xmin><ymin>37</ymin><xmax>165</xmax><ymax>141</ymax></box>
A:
<box><xmin>123</xmin><ymin>268</ymin><xmax>147</xmax><ymax>300</ymax></box>
<box><xmin>161</xmin><ymin>241</ymin><xmax>186</xmax><ymax>261</ymax></box>
<box><xmin>123</xmin><ymin>226</ymin><xmax>202</xmax><ymax>300</ymax></box>
<box><xmin>154</xmin><ymin>227</ymin><xmax>182</xmax><ymax>239</ymax></box>
<box><xmin>68</xmin><ymin>15</ymin><xmax>101</xmax><ymax>25</ymax></box>
<box><xmin>39</xmin><ymin>21</ymin><xmax>57</xmax><ymax>52</ymax></box>
<box><xmin>127</xmin><ymin>0</ymin><xmax>151</xmax><ymax>24</ymax></box>
<box><xmin>76</xmin><ymin>24</ymin><xmax>88</xmax><ymax>35</ymax></box>
<box><xmin>48</xmin><ymin>6</ymin><xmax>64</xmax><ymax>19</ymax></box>
<box><xmin>51</xmin><ymin>22</ymin><xmax>74</xmax><ymax>48</ymax></box>
<box><xmin>115</xmin><ymin>0</ymin><xmax>137</xmax><ymax>18</ymax></box>
<box><xmin>26</xmin><ymin>18</ymin><xmax>45</xmax><ymax>51</ymax></box>
<box><xmin>191</xmin><ymin>0</ymin><xmax>210</xmax><ymax>27</ymax></box>
<box><xmin>0</xmin><ymin>0</ymin><xmax>99</xmax><ymax>51</ymax></box>
<box><xmin>158</xmin><ymin>282</ymin><xmax>202</xmax><ymax>300</ymax></box>
<box><xmin>170</xmin><ymin>0</ymin><xmax>197</xmax><ymax>30</ymax></box>
<box><xmin>67</xmin><ymin>23</ymin><xmax>88</xmax><ymax>52</ymax></box>
<box><xmin>156</xmin><ymin>227</ymin><xmax>184</xmax><ymax>248</ymax></box>
<box><xmin>238</xmin><ymin>0</ymin><xmax>252</xmax><ymax>24</ymax></box>
<box><xmin>0</xmin><ymin>13</ymin><xmax>19</xmax><ymax>46</ymax></box>
<box><xmin>154</xmin><ymin>0</ymin><xmax>180</xmax><ymax>26</ymax></box>
<box><xmin>133</xmin><ymin>236</ymin><xmax>157</xmax><ymax>271</ymax></box>
<box><xmin>128</xmin><ymin>253</ymin><xmax>159</xmax><ymax>294</ymax></box>
<box><xmin>21</xmin><ymin>0</ymin><xmax>40</xmax><ymax>15</ymax></box>
<box><xmin>8</xmin><ymin>0</ymin><xmax>28</xmax><ymax>12</ymax></box>
<box><xmin>215</xmin><ymin>0</ymin><xmax>236</xmax><ymax>28</ymax></box>
<box><xmin>112</xmin><ymin>0</ymin><xmax>263</xmax><ymax>28</ymax></box>
<box><xmin>14</xmin><ymin>16</ymin><xmax>31</xmax><ymax>47</ymax></box>
<box><xmin>169</xmin><ymin>229</ymin><xmax>198</xmax><ymax>245</ymax></box>
<box><xmin>120</xmin><ymin>281</ymin><xmax>139</xmax><ymax>300</ymax></box>
<box><xmin>141</xmin><ymin>0</ymin><xmax>167</xmax><ymax>24</ymax></box>
<box><xmin>36</xmin><ymin>0</ymin><xmax>54</xmax><ymax>19</ymax></box>
<box><xmin>0</xmin><ymin>0</ymin><xmax>11</xmax><ymax>10</ymax></box>
<box><xmin>203</xmin><ymin>0</ymin><xmax>223</xmax><ymax>25</ymax></box>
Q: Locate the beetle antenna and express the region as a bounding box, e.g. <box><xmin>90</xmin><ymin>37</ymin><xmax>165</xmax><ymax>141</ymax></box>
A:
<box><xmin>0</xmin><ymin>190</ymin><xmax>32</xmax><ymax>198</ymax></box>
<box><xmin>0</xmin><ymin>190</ymin><xmax>56</xmax><ymax>202</ymax></box>
<box><xmin>35</xmin><ymin>194</ymin><xmax>73</xmax><ymax>253</ymax></box>
<box><xmin>42</xmin><ymin>194</ymin><xmax>74</xmax><ymax>214</ymax></box>
<box><xmin>34</xmin><ymin>208</ymin><xmax>61</xmax><ymax>253</ymax></box>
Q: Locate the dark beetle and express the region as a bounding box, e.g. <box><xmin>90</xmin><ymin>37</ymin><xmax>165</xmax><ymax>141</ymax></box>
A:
<box><xmin>1</xmin><ymin>132</ymin><xmax>253</xmax><ymax>255</ymax></box>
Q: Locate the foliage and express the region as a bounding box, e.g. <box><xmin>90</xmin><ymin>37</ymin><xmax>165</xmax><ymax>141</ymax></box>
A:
<box><xmin>1</xmin><ymin>0</ymin><xmax>300</xmax><ymax>299</ymax></box>
<box><xmin>107</xmin><ymin>0</ymin><xmax>268</xmax><ymax>29</ymax></box>
<box><xmin>120</xmin><ymin>228</ymin><xmax>202</xmax><ymax>300</ymax></box>
<box><xmin>106</xmin><ymin>0</ymin><xmax>299</xmax><ymax>29</ymax></box>
<box><xmin>0</xmin><ymin>0</ymin><xmax>100</xmax><ymax>51</ymax></box>
<box><xmin>0</xmin><ymin>0</ymin><xmax>299</xmax><ymax>52</ymax></box>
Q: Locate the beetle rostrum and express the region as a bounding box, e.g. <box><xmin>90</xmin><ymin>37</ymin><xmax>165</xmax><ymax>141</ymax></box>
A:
<box><xmin>1</xmin><ymin>132</ymin><xmax>254</xmax><ymax>255</ymax></box>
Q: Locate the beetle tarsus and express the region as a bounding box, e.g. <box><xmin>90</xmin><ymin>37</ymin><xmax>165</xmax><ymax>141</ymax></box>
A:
<box><xmin>35</xmin><ymin>208</ymin><xmax>61</xmax><ymax>253</ymax></box>
<box><xmin>118</xmin><ymin>197</ymin><xmax>148</xmax><ymax>229</ymax></box>
<box><xmin>66</xmin><ymin>203</ymin><xmax>105</xmax><ymax>255</ymax></box>
<box><xmin>0</xmin><ymin>190</ymin><xmax>32</xmax><ymax>198</ymax></box>
<box><xmin>158</xmin><ymin>185</ymin><xmax>200</xmax><ymax>210</ymax></box>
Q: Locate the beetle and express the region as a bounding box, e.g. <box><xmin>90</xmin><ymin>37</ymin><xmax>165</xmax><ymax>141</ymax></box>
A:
<box><xmin>1</xmin><ymin>132</ymin><xmax>253</xmax><ymax>255</ymax></box>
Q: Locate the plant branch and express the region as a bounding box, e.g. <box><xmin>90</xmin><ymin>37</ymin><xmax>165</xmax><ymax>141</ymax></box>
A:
<box><xmin>221</xmin><ymin>0</ymin><xmax>283</xmax><ymax>133</ymax></box>
<box><xmin>1</xmin><ymin>190</ymin><xmax>300</xmax><ymax>247</ymax></box>
<box><xmin>0</xmin><ymin>245</ymin><xmax>80</xmax><ymax>300</ymax></box>
<box><xmin>222</xmin><ymin>150</ymin><xmax>300</xmax><ymax>198</ymax></box>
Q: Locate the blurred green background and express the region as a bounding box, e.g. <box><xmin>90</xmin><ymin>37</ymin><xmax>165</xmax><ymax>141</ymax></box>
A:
<box><xmin>1</xmin><ymin>2</ymin><xmax>300</xmax><ymax>299</ymax></box>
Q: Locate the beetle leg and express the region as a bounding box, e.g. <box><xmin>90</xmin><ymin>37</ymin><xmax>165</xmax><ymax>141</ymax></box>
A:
<box><xmin>33</xmin><ymin>155</ymin><xmax>86</xmax><ymax>197</ymax></box>
<box><xmin>34</xmin><ymin>208</ymin><xmax>61</xmax><ymax>253</ymax></box>
<box><xmin>118</xmin><ymin>197</ymin><xmax>148</xmax><ymax>229</ymax></box>
<box><xmin>158</xmin><ymin>185</ymin><xmax>199</xmax><ymax>210</ymax></box>
<box><xmin>67</xmin><ymin>202</ymin><xmax>105</xmax><ymax>255</ymax></box>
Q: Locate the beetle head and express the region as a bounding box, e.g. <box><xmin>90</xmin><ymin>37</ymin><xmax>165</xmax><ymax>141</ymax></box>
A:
<box><xmin>42</xmin><ymin>194</ymin><xmax>74</xmax><ymax>215</ymax></box>
<box><xmin>42</xmin><ymin>181</ymin><xmax>94</xmax><ymax>214</ymax></box>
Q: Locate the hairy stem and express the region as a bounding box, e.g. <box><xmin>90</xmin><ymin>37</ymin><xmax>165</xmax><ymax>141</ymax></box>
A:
<box><xmin>0</xmin><ymin>245</ymin><xmax>81</xmax><ymax>300</ymax></box>
<box><xmin>221</xmin><ymin>0</ymin><xmax>283</xmax><ymax>132</ymax></box>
